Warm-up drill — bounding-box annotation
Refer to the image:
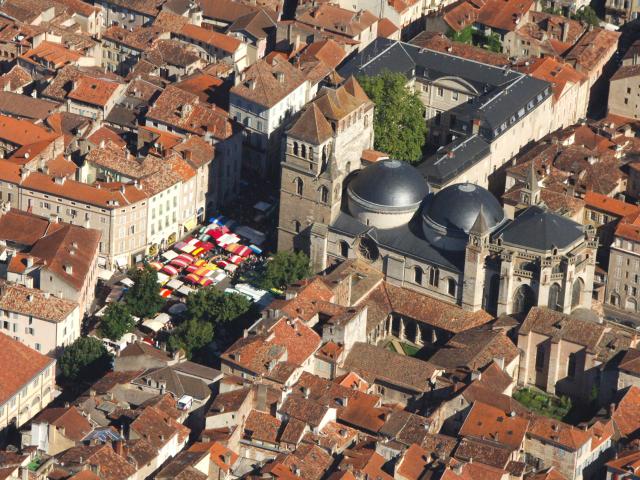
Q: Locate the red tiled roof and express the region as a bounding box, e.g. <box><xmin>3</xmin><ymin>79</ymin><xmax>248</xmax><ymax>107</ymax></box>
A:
<box><xmin>616</xmin><ymin>210</ymin><xmax>640</xmax><ymax>243</ymax></box>
<box><xmin>584</xmin><ymin>191</ymin><xmax>640</xmax><ymax>218</ymax></box>
<box><xmin>0</xmin><ymin>332</ymin><xmax>55</xmax><ymax>405</ymax></box>
<box><xmin>612</xmin><ymin>386</ymin><xmax>640</xmax><ymax>438</ymax></box>
<box><xmin>269</xmin><ymin>317</ymin><xmax>321</xmax><ymax>365</ymax></box>
<box><xmin>68</xmin><ymin>76</ymin><xmax>122</xmax><ymax>107</ymax></box>
<box><xmin>459</xmin><ymin>401</ymin><xmax>528</xmax><ymax>450</ymax></box>
<box><xmin>179</xmin><ymin>24</ymin><xmax>242</xmax><ymax>53</ymax></box>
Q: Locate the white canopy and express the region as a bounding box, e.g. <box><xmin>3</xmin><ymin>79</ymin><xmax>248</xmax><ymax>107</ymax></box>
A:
<box><xmin>162</xmin><ymin>250</ymin><xmax>179</xmax><ymax>261</ymax></box>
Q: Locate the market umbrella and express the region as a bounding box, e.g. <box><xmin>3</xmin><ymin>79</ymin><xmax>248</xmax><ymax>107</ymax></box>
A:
<box><xmin>170</xmin><ymin>258</ymin><xmax>190</xmax><ymax>269</ymax></box>
<box><xmin>148</xmin><ymin>261</ymin><xmax>163</xmax><ymax>271</ymax></box>
<box><xmin>176</xmin><ymin>253</ymin><xmax>195</xmax><ymax>263</ymax></box>
<box><xmin>185</xmin><ymin>273</ymin><xmax>201</xmax><ymax>284</ymax></box>
<box><xmin>161</xmin><ymin>265</ymin><xmax>179</xmax><ymax>276</ymax></box>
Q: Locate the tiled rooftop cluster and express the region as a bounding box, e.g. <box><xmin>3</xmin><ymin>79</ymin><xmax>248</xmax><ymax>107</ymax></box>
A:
<box><xmin>0</xmin><ymin>0</ymin><xmax>640</xmax><ymax>478</ymax></box>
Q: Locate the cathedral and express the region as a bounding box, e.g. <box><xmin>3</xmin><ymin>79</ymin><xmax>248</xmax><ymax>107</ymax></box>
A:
<box><xmin>277</xmin><ymin>79</ymin><xmax>597</xmax><ymax>317</ymax></box>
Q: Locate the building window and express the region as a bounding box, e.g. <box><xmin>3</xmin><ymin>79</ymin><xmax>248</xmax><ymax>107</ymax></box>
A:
<box><xmin>535</xmin><ymin>343</ymin><xmax>545</xmax><ymax>371</ymax></box>
<box><xmin>429</xmin><ymin>267</ymin><xmax>439</xmax><ymax>287</ymax></box>
<box><xmin>293</xmin><ymin>220</ymin><xmax>301</xmax><ymax>233</ymax></box>
<box><xmin>567</xmin><ymin>352</ymin><xmax>577</xmax><ymax>378</ymax></box>
<box><xmin>414</xmin><ymin>266</ymin><xmax>423</xmax><ymax>285</ymax></box>
<box><xmin>293</xmin><ymin>142</ymin><xmax>299</xmax><ymax>156</ymax></box>
<box><xmin>301</xmin><ymin>144</ymin><xmax>306</xmax><ymax>158</ymax></box>
<box><xmin>548</xmin><ymin>283</ymin><xmax>562</xmax><ymax>311</ymax></box>
<box><xmin>294</xmin><ymin>177</ymin><xmax>303</xmax><ymax>196</ymax></box>
<box><xmin>447</xmin><ymin>278</ymin><xmax>457</xmax><ymax>296</ymax></box>
<box><xmin>339</xmin><ymin>240</ymin><xmax>349</xmax><ymax>258</ymax></box>
<box><xmin>320</xmin><ymin>186</ymin><xmax>329</xmax><ymax>203</ymax></box>
<box><xmin>437</xmin><ymin>87</ymin><xmax>444</xmax><ymax>96</ymax></box>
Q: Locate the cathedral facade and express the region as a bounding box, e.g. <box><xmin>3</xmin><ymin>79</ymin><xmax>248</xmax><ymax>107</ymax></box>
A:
<box><xmin>278</xmin><ymin>80</ymin><xmax>596</xmax><ymax>317</ymax></box>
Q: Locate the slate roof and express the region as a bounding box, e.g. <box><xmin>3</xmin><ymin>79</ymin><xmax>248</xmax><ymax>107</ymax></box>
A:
<box><xmin>497</xmin><ymin>205</ymin><xmax>584</xmax><ymax>251</ymax></box>
<box><xmin>340</xmin><ymin>38</ymin><xmax>551</xmax><ymax>183</ymax></box>
<box><xmin>330</xmin><ymin>211</ymin><xmax>465</xmax><ymax>271</ymax></box>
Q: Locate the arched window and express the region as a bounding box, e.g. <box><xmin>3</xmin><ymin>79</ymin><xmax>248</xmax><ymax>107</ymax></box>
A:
<box><xmin>447</xmin><ymin>278</ymin><xmax>457</xmax><ymax>296</ymax></box>
<box><xmin>293</xmin><ymin>142</ymin><xmax>299</xmax><ymax>156</ymax></box>
<box><xmin>414</xmin><ymin>266</ymin><xmax>423</xmax><ymax>285</ymax></box>
<box><xmin>308</xmin><ymin>146</ymin><xmax>313</xmax><ymax>159</ymax></box>
<box><xmin>548</xmin><ymin>283</ymin><xmax>562</xmax><ymax>311</ymax></box>
<box><xmin>294</xmin><ymin>177</ymin><xmax>303</xmax><ymax>196</ymax></box>
<box><xmin>293</xmin><ymin>220</ymin><xmax>301</xmax><ymax>233</ymax></box>
<box><xmin>320</xmin><ymin>186</ymin><xmax>329</xmax><ymax>203</ymax></box>
<box><xmin>339</xmin><ymin>240</ymin><xmax>349</xmax><ymax>258</ymax></box>
<box><xmin>301</xmin><ymin>144</ymin><xmax>306</xmax><ymax>158</ymax></box>
<box><xmin>364</xmin><ymin>115</ymin><xmax>368</xmax><ymax>127</ymax></box>
<box><xmin>513</xmin><ymin>285</ymin><xmax>535</xmax><ymax>315</ymax></box>
<box><xmin>567</xmin><ymin>352</ymin><xmax>577</xmax><ymax>378</ymax></box>
<box><xmin>571</xmin><ymin>278</ymin><xmax>584</xmax><ymax>309</ymax></box>
<box><xmin>429</xmin><ymin>267</ymin><xmax>439</xmax><ymax>287</ymax></box>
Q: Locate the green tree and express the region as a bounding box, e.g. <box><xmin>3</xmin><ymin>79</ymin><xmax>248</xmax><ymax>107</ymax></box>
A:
<box><xmin>448</xmin><ymin>25</ymin><xmax>473</xmax><ymax>44</ymax></box>
<box><xmin>124</xmin><ymin>265</ymin><xmax>165</xmax><ymax>318</ymax></box>
<box><xmin>484</xmin><ymin>32</ymin><xmax>502</xmax><ymax>53</ymax></box>
<box><xmin>358</xmin><ymin>71</ymin><xmax>427</xmax><ymax>163</ymax></box>
<box><xmin>260</xmin><ymin>251</ymin><xmax>311</xmax><ymax>290</ymax></box>
<box><xmin>167</xmin><ymin>319</ymin><xmax>214</xmax><ymax>359</ymax></box>
<box><xmin>572</xmin><ymin>6</ymin><xmax>600</xmax><ymax>27</ymax></box>
<box><xmin>187</xmin><ymin>287</ymin><xmax>252</xmax><ymax>324</ymax></box>
<box><xmin>100</xmin><ymin>303</ymin><xmax>135</xmax><ymax>341</ymax></box>
<box><xmin>60</xmin><ymin>337</ymin><xmax>112</xmax><ymax>382</ymax></box>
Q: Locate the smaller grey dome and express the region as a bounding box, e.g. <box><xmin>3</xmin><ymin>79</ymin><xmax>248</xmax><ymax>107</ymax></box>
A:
<box><xmin>424</xmin><ymin>183</ymin><xmax>505</xmax><ymax>235</ymax></box>
<box><xmin>348</xmin><ymin>159</ymin><xmax>430</xmax><ymax>211</ymax></box>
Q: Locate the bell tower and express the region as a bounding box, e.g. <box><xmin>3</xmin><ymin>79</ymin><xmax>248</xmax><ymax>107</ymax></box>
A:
<box><xmin>520</xmin><ymin>162</ymin><xmax>541</xmax><ymax>206</ymax></box>
<box><xmin>277</xmin><ymin>104</ymin><xmax>342</xmax><ymax>254</ymax></box>
<box><xmin>462</xmin><ymin>206</ymin><xmax>491</xmax><ymax>312</ymax></box>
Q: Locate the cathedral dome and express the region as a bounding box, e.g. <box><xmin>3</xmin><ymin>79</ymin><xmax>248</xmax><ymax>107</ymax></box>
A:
<box><xmin>348</xmin><ymin>159</ymin><xmax>429</xmax><ymax>211</ymax></box>
<box><xmin>424</xmin><ymin>183</ymin><xmax>505</xmax><ymax>234</ymax></box>
<box><xmin>347</xmin><ymin>159</ymin><xmax>430</xmax><ymax>229</ymax></box>
<box><xmin>422</xmin><ymin>183</ymin><xmax>505</xmax><ymax>250</ymax></box>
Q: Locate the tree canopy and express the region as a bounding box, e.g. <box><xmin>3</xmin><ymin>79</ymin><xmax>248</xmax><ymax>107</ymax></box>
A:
<box><xmin>167</xmin><ymin>319</ymin><xmax>214</xmax><ymax>359</ymax></box>
<box><xmin>572</xmin><ymin>6</ymin><xmax>600</xmax><ymax>27</ymax></box>
<box><xmin>187</xmin><ymin>287</ymin><xmax>252</xmax><ymax>324</ymax></box>
<box><xmin>60</xmin><ymin>337</ymin><xmax>112</xmax><ymax>382</ymax></box>
<box><xmin>124</xmin><ymin>266</ymin><xmax>165</xmax><ymax>318</ymax></box>
<box><xmin>260</xmin><ymin>251</ymin><xmax>311</xmax><ymax>290</ymax></box>
<box><xmin>358</xmin><ymin>71</ymin><xmax>427</xmax><ymax>164</ymax></box>
<box><xmin>100</xmin><ymin>303</ymin><xmax>135</xmax><ymax>341</ymax></box>
<box><xmin>447</xmin><ymin>26</ymin><xmax>473</xmax><ymax>44</ymax></box>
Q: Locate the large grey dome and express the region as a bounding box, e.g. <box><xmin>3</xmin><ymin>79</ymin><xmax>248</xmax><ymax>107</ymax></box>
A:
<box><xmin>348</xmin><ymin>159</ymin><xmax>429</xmax><ymax>211</ymax></box>
<box><xmin>424</xmin><ymin>183</ymin><xmax>505</xmax><ymax>235</ymax></box>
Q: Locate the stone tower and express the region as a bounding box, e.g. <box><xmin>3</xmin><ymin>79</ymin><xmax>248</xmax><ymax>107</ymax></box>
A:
<box><xmin>520</xmin><ymin>161</ymin><xmax>541</xmax><ymax>206</ymax></box>
<box><xmin>277</xmin><ymin>78</ymin><xmax>374</xmax><ymax>265</ymax></box>
<box><xmin>462</xmin><ymin>206</ymin><xmax>491</xmax><ymax>312</ymax></box>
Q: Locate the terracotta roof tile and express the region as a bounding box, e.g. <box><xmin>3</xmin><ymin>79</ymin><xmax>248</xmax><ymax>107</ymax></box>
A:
<box><xmin>342</xmin><ymin>342</ymin><xmax>439</xmax><ymax>393</ymax></box>
<box><xmin>231</xmin><ymin>56</ymin><xmax>307</xmax><ymax>108</ymax></box>
<box><xmin>612</xmin><ymin>386</ymin><xmax>640</xmax><ymax>439</ymax></box>
<box><xmin>0</xmin><ymin>281</ymin><xmax>78</xmax><ymax>323</ymax></box>
<box><xmin>410</xmin><ymin>31</ymin><xmax>509</xmax><ymax>66</ymax></box>
<box><xmin>244</xmin><ymin>409</ymin><xmax>282</xmax><ymax>443</ymax></box>
<box><xmin>459</xmin><ymin>401</ymin><xmax>528</xmax><ymax>450</ymax></box>
<box><xmin>584</xmin><ymin>191</ymin><xmax>640</xmax><ymax>217</ymax></box>
<box><xmin>33</xmin><ymin>406</ymin><xmax>92</xmax><ymax>441</ymax></box>
<box><xmin>0</xmin><ymin>331</ymin><xmax>55</xmax><ymax>405</ymax></box>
